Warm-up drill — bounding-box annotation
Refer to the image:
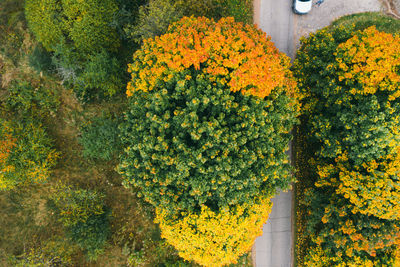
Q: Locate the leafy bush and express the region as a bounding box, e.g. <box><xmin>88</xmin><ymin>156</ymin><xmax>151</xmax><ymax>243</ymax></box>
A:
<box><xmin>74</xmin><ymin>50</ymin><xmax>125</xmax><ymax>101</ymax></box>
<box><xmin>119</xmin><ymin>16</ymin><xmax>298</xmax><ymax>213</ymax></box>
<box><xmin>49</xmin><ymin>184</ymin><xmax>110</xmax><ymax>261</ymax></box>
<box><xmin>79</xmin><ymin>115</ymin><xmax>121</xmax><ymax>161</ymax></box>
<box><xmin>68</xmin><ymin>210</ymin><xmax>111</xmax><ymax>261</ymax></box>
<box><xmin>51</xmin><ymin>40</ymin><xmax>81</xmax><ymax>85</ymax></box>
<box><xmin>293</xmin><ymin>15</ymin><xmax>400</xmax><ymax>265</ymax></box>
<box><xmin>155</xmin><ymin>196</ymin><xmax>272</xmax><ymax>266</ymax></box>
<box><xmin>9</xmin><ymin>237</ymin><xmax>76</xmax><ymax>267</ymax></box>
<box><xmin>25</xmin><ymin>0</ymin><xmax>125</xmax><ymax>102</ymax></box>
<box><xmin>126</xmin><ymin>0</ymin><xmax>183</xmax><ymax>44</ymax></box>
<box><xmin>0</xmin><ymin>0</ymin><xmax>27</xmax><ymax>64</ymax></box>
<box><xmin>0</xmin><ymin>119</ymin><xmax>59</xmax><ymax>190</ymax></box>
<box><xmin>173</xmin><ymin>0</ymin><xmax>225</xmax><ymax>20</ymax></box>
<box><xmin>6</xmin><ymin>80</ymin><xmax>59</xmax><ymax>117</ymax></box>
<box><xmin>222</xmin><ymin>0</ymin><xmax>253</xmax><ymax>24</ymax></box>
<box><xmin>28</xmin><ymin>44</ymin><xmax>54</xmax><ymax>75</ymax></box>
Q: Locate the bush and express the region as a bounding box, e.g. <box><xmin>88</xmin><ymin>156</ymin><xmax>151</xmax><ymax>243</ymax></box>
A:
<box><xmin>173</xmin><ymin>0</ymin><xmax>225</xmax><ymax>20</ymax></box>
<box><xmin>79</xmin><ymin>115</ymin><xmax>121</xmax><ymax>161</ymax></box>
<box><xmin>0</xmin><ymin>119</ymin><xmax>59</xmax><ymax>190</ymax></box>
<box><xmin>49</xmin><ymin>183</ymin><xmax>110</xmax><ymax>261</ymax></box>
<box><xmin>6</xmin><ymin>80</ymin><xmax>59</xmax><ymax>117</ymax></box>
<box><xmin>28</xmin><ymin>44</ymin><xmax>54</xmax><ymax>75</ymax></box>
<box><xmin>74</xmin><ymin>50</ymin><xmax>125</xmax><ymax>101</ymax></box>
<box><xmin>126</xmin><ymin>0</ymin><xmax>183</xmax><ymax>44</ymax></box>
<box><xmin>155</xmin><ymin>196</ymin><xmax>272</xmax><ymax>266</ymax></box>
<box><xmin>25</xmin><ymin>0</ymin><xmax>125</xmax><ymax>102</ymax></box>
<box><xmin>222</xmin><ymin>0</ymin><xmax>253</xmax><ymax>24</ymax></box>
<box><xmin>119</xmin><ymin>16</ymin><xmax>298</xmax><ymax>213</ymax></box>
<box><xmin>9</xmin><ymin>237</ymin><xmax>76</xmax><ymax>267</ymax></box>
<box><xmin>68</xmin><ymin>210</ymin><xmax>111</xmax><ymax>261</ymax></box>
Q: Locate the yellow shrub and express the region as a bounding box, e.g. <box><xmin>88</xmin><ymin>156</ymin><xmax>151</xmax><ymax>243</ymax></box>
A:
<box><xmin>155</xmin><ymin>196</ymin><xmax>272</xmax><ymax>267</ymax></box>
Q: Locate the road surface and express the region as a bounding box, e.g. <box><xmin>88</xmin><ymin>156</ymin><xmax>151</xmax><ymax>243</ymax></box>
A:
<box><xmin>253</xmin><ymin>1</ymin><xmax>294</xmax><ymax>267</ymax></box>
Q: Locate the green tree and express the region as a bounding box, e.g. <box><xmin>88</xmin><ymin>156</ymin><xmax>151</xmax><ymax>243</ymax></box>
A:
<box><xmin>25</xmin><ymin>0</ymin><xmax>120</xmax><ymax>54</ymax></box>
<box><xmin>126</xmin><ymin>0</ymin><xmax>183</xmax><ymax>44</ymax></box>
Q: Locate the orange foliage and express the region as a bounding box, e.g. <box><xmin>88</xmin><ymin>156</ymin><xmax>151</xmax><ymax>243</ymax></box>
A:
<box><xmin>155</xmin><ymin>196</ymin><xmax>272</xmax><ymax>267</ymax></box>
<box><xmin>0</xmin><ymin>124</ymin><xmax>17</xmax><ymax>188</ymax></box>
<box><xmin>127</xmin><ymin>16</ymin><xmax>296</xmax><ymax>99</ymax></box>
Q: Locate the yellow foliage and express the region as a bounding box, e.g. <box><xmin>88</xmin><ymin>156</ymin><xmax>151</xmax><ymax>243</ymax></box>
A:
<box><xmin>317</xmin><ymin>147</ymin><xmax>400</xmax><ymax>220</ymax></box>
<box><xmin>155</xmin><ymin>196</ymin><xmax>272</xmax><ymax>267</ymax></box>
<box><xmin>335</xmin><ymin>26</ymin><xmax>400</xmax><ymax>98</ymax></box>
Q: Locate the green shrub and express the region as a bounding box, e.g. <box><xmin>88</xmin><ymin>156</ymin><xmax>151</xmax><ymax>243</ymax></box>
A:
<box><xmin>223</xmin><ymin>0</ymin><xmax>253</xmax><ymax>24</ymax></box>
<box><xmin>79</xmin><ymin>115</ymin><xmax>121</xmax><ymax>161</ymax></box>
<box><xmin>6</xmin><ymin>80</ymin><xmax>59</xmax><ymax>117</ymax></box>
<box><xmin>28</xmin><ymin>44</ymin><xmax>54</xmax><ymax>75</ymax></box>
<box><xmin>126</xmin><ymin>0</ymin><xmax>183</xmax><ymax>44</ymax></box>
<box><xmin>51</xmin><ymin>40</ymin><xmax>81</xmax><ymax>85</ymax></box>
<box><xmin>68</xmin><ymin>209</ymin><xmax>111</xmax><ymax>261</ymax></box>
<box><xmin>48</xmin><ymin>184</ymin><xmax>110</xmax><ymax>261</ymax></box>
<box><xmin>74</xmin><ymin>50</ymin><xmax>125</xmax><ymax>101</ymax></box>
<box><xmin>173</xmin><ymin>0</ymin><xmax>225</xmax><ymax>19</ymax></box>
<box><xmin>8</xmin><ymin>237</ymin><xmax>76</xmax><ymax>267</ymax></box>
<box><xmin>0</xmin><ymin>119</ymin><xmax>59</xmax><ymax>190</ymax></box>
<box><xmin>25</xmin><ymin>0</ymin><xmax>125</xmax><ymax>102</ymax></box>
<box><xmin>25</xmin><ymin>0</ymin><xmax>120</xmax><ymax>54</ymax></box>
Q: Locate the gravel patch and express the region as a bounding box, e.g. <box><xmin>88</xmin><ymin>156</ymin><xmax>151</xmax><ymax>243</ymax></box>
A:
<box><xmin>293</xmin><ymin>0</ymin><xmax>384</xmax><ymax>49</ymax></box>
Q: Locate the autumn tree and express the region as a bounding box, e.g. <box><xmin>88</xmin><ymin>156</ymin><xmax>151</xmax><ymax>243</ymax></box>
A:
<box><xmin>293</xmin><ymin>21</ymin><xmax>400</xmax><ymax>265</ymax></box>
<box><xmin>119</xmin><ymin>16</ymin><xmax>299</xmax><ymax>265</ymax></box>
<box><xmin>301</xmin><ymin>188</ymin><xmax>400</xmax><ymax>266</ymax></box>
<box><xmin>119</xmin><ymin>16</ymin><xmax>299</xmax><ymax>213</ymax></box>
<box><xmin>294</xmin><ymin>26</ymin><xmax>400</xmax><ymax>220</ymax></box>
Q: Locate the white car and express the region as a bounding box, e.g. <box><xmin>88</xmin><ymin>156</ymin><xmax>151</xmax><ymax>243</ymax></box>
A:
<box><xmin>293</xmin><ymin>0</ymin><xmax>312</xmax><ymax>14</ymax></box>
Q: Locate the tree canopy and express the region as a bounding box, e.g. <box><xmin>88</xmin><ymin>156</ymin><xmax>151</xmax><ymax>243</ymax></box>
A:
<box><xmin>293</xmin><ymin>22</ymin><xmax>400</xmax><ymax>265</ymax></box>
<box><xmin>119</xmin><ymin>16</ymin><xmax>299</xmax><ymax>213</ymax></box>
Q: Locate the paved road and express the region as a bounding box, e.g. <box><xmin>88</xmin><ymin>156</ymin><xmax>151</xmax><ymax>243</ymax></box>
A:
<box><xmin>253</xmin><ymin>1</ymin><xmax>294</xmax><ymax>267</ymax></box>
<box><xmin>255</xmin><ymin>0</ymin><xmax>295</xmax><ymax>57</ymax></box>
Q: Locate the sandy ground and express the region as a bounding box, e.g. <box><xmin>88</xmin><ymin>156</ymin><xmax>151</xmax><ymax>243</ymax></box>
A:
<box><xmin>294</xmin><ymin>0</ymin><xmax>383</xmax><ymax>49</ymax></box>
<box><xmin>394</xmin><ymin>0</ymin><xmax>400</xmax><ymax>10</ymax></box>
